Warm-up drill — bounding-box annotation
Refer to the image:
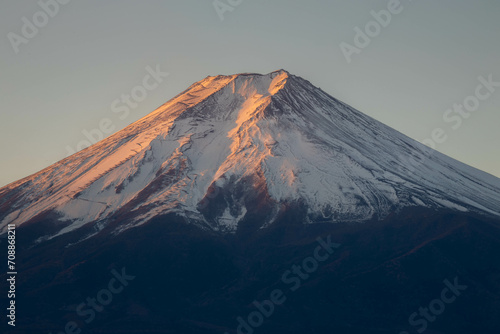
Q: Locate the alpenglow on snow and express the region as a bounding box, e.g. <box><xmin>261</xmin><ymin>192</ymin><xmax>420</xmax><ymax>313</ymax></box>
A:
<box><xmin>1</xmin><ymin>70</ymin><xmax>499</xmax><ymax>239</ymax></box>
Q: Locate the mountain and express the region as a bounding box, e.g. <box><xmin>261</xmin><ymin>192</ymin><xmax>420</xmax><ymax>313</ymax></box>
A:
<box><xmin>0</xmin><ymin>69</ymin><xmax>499</xmax><ymax>240</ymax></box>
<box><xmin>1</xmin><ymin>70</ymin><xmax>500</xmax><ymax>334</ymax></box>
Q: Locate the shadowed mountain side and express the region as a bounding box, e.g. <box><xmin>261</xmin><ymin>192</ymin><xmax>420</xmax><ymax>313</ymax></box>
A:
<box><xmin>3</xmin><ymin>206</ymin><xmax>500</xmax><ymax>334</ymax></box>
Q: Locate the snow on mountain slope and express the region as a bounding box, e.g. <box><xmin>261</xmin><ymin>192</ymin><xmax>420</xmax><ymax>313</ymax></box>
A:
<box><xmin>1</xmin><ymin>70</ymin><xmax>499</xmax><ymax>238</ymax></box>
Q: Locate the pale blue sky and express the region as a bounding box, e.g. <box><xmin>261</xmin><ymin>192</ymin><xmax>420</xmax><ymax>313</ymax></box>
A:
<box><xmin>1</xmin><ymin>0</ymin><xmax>499</xmax><ymax>187</ymax></box>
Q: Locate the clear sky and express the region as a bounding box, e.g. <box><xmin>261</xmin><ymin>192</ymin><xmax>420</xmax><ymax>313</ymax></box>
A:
<box><xmin>1</xmin><ymin>0</ymin><xmax>499</xmax><ymax>187</ymax></box>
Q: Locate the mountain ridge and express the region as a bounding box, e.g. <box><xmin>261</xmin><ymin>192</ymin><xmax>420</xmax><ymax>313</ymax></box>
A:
<box><xmin>1</xmin><ymin>70</ymin><xmax>499</xmax><ymax>242</ymax></box>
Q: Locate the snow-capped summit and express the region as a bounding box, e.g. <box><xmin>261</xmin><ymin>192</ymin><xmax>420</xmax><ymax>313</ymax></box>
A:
<box><xmin>1</xmin><ymin>70</ymin><xmax>500</xmax><ymax>239</ymax></box>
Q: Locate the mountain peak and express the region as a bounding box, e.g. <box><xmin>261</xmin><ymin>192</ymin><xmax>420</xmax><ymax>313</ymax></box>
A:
<box><xmin>142</xmin><ymin>70</ymin><xmax>291</xmax><ymax>122</ymax></box>
<box><xmin>211</xmin><ymin>69</ymin><xmax>290</xmax><ymax>79</ymax></box>
<box><xmin>1</xmin><ymin>70</ymin><xmax>500</xmax><ymax>238</ymax></box>
<box><xmin>199</xmin><ymin>69</ymin><xmax>291</xmax><ymax>95</ymax></box>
